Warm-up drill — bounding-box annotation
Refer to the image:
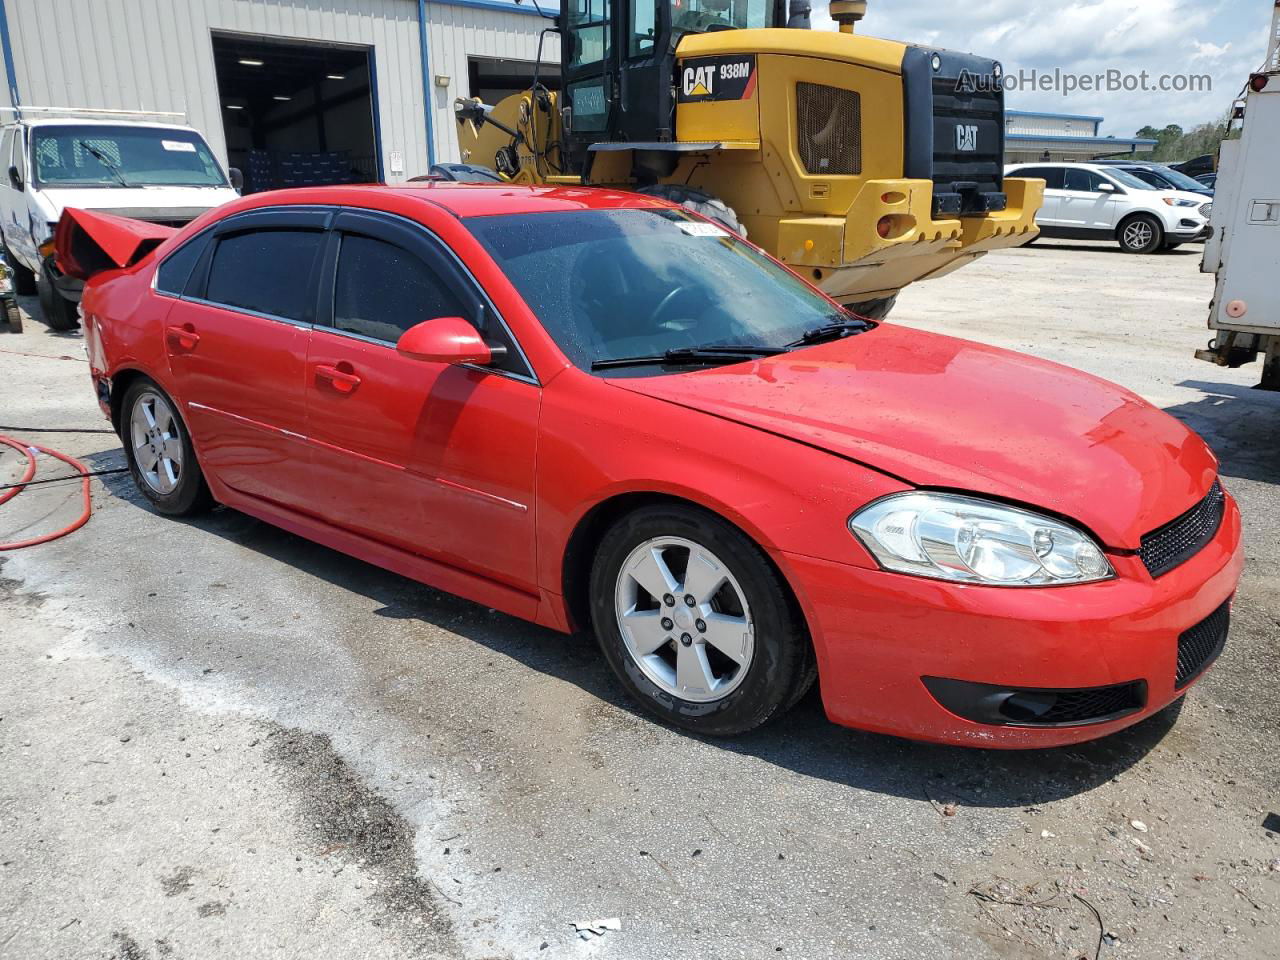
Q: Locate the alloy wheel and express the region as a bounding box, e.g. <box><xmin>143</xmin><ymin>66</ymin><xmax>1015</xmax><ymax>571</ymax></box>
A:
<box><xmin>130</xmin><ymin>390</ymin><xmax>184</xmax><ymax>495</ymax></box>
<box><xmin>1124</xmin><ymin>221</ymin><xmax>1154</xmax><ymax>250</ymax></box>
<box><xmin>614</xmin><ymin>536</ymin><xmax>755</xmax><ymax>703</ymax></box>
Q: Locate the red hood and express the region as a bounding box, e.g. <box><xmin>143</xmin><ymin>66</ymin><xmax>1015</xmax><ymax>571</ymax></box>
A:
<box><xmin>610</xmin><ymin>326</ymin><xmax>1218</xmax><ymax>549</ymax></box>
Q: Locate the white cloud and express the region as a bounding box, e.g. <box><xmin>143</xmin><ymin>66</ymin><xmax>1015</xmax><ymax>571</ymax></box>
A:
<box><xmin>808</xmin><ymin>0</ymin><xmax>1267</xmax><ymax>135</ymax></box>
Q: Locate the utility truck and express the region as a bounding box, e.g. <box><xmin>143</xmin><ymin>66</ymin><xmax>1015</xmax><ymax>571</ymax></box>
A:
<box><xmin>1198</xmin><ymin>3</ymin><xmax>1280</xmax><ymax>390</ymax></box>
<box><xmin>0</xmin><ymin>109</ymin><xmax>239</xmax><ymax>330</ymax></box>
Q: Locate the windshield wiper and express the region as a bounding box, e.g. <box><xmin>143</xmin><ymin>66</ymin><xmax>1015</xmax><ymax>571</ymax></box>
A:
<box><xmin>591</xmin><ymin>345</ymin><xmax>782</xmax><ymax>371</ymax></box>
<box><xmin>785</xmin><ymin>314</ymin><xmax>874</xmax><ymax>349</ymax></box>
<box><xmin>76</xmin><ymin>140</ymin><xmax>133</xmax><ymax>188</ymax></box>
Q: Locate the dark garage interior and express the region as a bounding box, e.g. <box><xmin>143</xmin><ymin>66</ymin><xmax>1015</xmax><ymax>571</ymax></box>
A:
<box><xmin>468</xmin><ymin>56</ymin><xmax>560</xmax><ymax>105</ymax></box>
<box><xmin>213</xmin><ymin>32</ymin><xmax>380</xmax><ymax>193</ymax></box>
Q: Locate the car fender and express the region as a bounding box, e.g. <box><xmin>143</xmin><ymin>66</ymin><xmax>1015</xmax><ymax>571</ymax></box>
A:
<box><xmin>535</xmin><ymin>370</ymin><xmax>910</xmax><ymax>634</ymax></box>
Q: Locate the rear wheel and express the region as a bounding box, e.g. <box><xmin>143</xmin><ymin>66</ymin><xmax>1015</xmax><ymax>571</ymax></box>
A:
<box><xmin>121</xmin><ymin>378</ymin><xmax>214</xmax><ymax>516</ymax></box>
<box><xmin>1118</xmin><ymin>214</ymin><xmax>1163</xmax><ymax>254</ymax></box>
<box><xmin>3</xmin><ymin>298</ymin><xmax>21</xmax><ymax>333</ymax></box>
<box><xmin>3</xmin><ymin>242</ymin><xmax>37</xmax><ymax>295</ymax></box>
<box><xmin>634</xmin><ymin>184</ymin><xmax>745</xmax><ymax>237</ymax></box>
<box><xmin>589</xmin><ymin>503</ymin><xmax>811</xmax><ymax>736</ymax></box>
<box><xmin>37</xmin><ymin>261</ymin><xmax>79</xmax><ymax>330</ymax></box>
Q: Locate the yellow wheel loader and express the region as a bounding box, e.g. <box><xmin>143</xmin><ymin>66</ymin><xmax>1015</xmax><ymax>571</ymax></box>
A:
<box><xmin>454</xmin><ymin>0</ymin><xmax>1042</xmax><ymax>319</ymax></box>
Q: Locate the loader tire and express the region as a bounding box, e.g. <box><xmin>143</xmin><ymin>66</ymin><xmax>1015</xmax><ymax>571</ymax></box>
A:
<box><xmin>846</xmin><ymin>295</ymin><xmax>898</xmax><ymax>322</ymax></box>
<box><xmin>634</xmin><ymin>184</ymin><xmax>746</xmax><ymax>237</ymax></box>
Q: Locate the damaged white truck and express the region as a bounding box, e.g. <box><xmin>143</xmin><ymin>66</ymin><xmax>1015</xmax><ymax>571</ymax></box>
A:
<box><xmin>0</xmin><ymin>109</ymin><xmax>239</xmax><ymax>330</ymax></box>
<box><xmin>1198</xmin><ymin>8</ymin><xmax>1280</xmax><ymax>391</ymax></box>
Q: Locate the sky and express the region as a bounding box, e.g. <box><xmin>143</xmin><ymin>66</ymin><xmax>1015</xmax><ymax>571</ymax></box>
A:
<box><xmin>811</xmin><ymin>0</ymin><xmax>1271</xmax><ymax>137</ymax></box>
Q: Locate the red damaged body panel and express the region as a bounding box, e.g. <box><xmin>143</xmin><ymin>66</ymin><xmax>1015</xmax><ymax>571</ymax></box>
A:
<box><xmin>54</xmin><ymin>207</ymin><xmax>178</xmax><ymax>281</ymax></box>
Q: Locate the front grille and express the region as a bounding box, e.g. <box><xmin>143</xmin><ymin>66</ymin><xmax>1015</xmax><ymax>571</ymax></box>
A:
<box><xmin>796</xmin><ymin>82</ymin><xmax>862</xmax><ymax>176</ymax></box>
<box><xmin>1031</xmin><ymin>683</ymin><xmax>1147</xmax><ymax>725</ymax></box>
<box><xmin>1139</xmin><ymin>480</ymin><xmax>1225</xmax><ymax>578</ymax></box>
<box><xmin>1176</xmin><ymin>601</ymin><xmax>1230</xmax><ymax>689</ymax></box>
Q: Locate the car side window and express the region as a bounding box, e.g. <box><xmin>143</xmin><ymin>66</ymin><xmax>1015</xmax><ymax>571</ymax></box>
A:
<box><xmin>155</xmin><ymin>233</ymin><xmax>210</xmax><ymax>297</ymax></box>
<box><xmin>1</xmin><ymin>128</ymin><xmax>13</xmax><ymax>177</ymax></box>
<box><xmin>1016</xmin><ymin>166</ymin><xmax>1065</xmax><ymax>190</ymax></box>
<box><xmin>11</xmin><ymin>128</ymin><xmax>24</xmax><ymax>182</ymax></box>
<box><xmin>205</xmin><ymin>229</ymin><xmax>324</xmax><ymax>322</ymax></box>
<box><xmin>331</xmin><ymin>234</ymin><xmax>468</xmax><ymax>343</ymax></box>
<box><xmin>1063</xmin><ymin>168</ymin><xmax>1102</xmax><ymax>192</ymax></box>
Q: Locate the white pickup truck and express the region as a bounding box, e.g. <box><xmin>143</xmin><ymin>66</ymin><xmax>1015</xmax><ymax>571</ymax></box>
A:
<box><xmin>1198</xmin><ymin>6</ymin><xmax>1280</xmax><ymax>390</ymax></box>
<box><xmin>0</xmin><ymin>113</ymin><xmax>240</xmax><ymax>329</ymax></box>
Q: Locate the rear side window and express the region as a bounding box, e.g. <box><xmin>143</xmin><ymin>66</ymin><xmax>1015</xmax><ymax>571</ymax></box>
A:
<box><xmin>205</xmin><ymin>229</ymin><xmax>322</xmax><ymax>321</ymax></box>
<box><xmin>155</xmin><ymin>234</ymin><xmax>209</xmax><ymax>297</ymax></box>
<box><xmin>1013</xmin><ymin>166</ymin><xmax>1066</xmax><ymax>189</ymax></box>
<box><xmin>331</xmin><ymin>234</ymin><xmax>467</xmax><ymax>343</ymax></box>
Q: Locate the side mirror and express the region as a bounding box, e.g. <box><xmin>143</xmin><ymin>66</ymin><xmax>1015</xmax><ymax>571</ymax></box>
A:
<box><xmin>228</xmin><ymin>167</ymin><xmax>244</xmax><ymax>193</ymax></box>
<box><xmin>397</xmin><ymin>316</ymin><xmax>495</xmax><ymax>366</ymax></box>
<box><xmin>1097</xmin><ymin>182</ymin><xmax>1117</xmax><ymax>193</ymax></box>
<box><xmin>8</xmin><ymin>165</ymin><xmax>22</xmax><ymax>191</ymax></box>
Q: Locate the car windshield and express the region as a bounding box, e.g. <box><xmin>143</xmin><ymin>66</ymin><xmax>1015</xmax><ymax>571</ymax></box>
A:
<box><xmin>31</xmin><ymin>124</ymin><xmax>228</xmax><ymax>188</ymax></box>
<box><xmin>1107</xmin><ymin>168</ymin><xmax>1157</xmax><ymax>190</ymax></box>
<box><xmin>466</xmin><ymin>208</ymin><xmax>854</xmax><ymax>374</ymax></box>
<box><xmin>1148</xmin><ymin>166</ymin><xmax>1209</xmax><ymax>191</ymax></box>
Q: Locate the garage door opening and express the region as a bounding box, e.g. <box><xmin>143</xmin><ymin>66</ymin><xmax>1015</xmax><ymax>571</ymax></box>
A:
<box><xmin>213</xmin><ymin>33</ymin><xmax>380</xmax><ymax>194</ymax></box>
<box><xmin>468</xmin><ymin>56</ymin><xmax>561</xmax><ymax>105</ymax></box>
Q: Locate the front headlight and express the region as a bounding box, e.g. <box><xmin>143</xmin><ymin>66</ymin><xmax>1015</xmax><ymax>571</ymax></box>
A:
<box><xmin>848</xmin><ymin>493</ymin><xmax>1114</xmax><ymax>587</ymax></box>
<box><xmin>1163</xmin><ymin>198</ymin><xmax>1199</xmax><ymax>208</ymax></box>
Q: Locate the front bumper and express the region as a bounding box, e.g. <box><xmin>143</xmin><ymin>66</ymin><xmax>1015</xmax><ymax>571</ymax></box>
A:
<box><xmin>782</xmin><ymin>492</ymin><xmax>1243</xmax><ymax>748</ymax></box>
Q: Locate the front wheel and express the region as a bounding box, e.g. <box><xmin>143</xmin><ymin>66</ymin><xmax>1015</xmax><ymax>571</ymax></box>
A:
<box><xmin>121</xmin><ymin>379</ymin><xmax>214</xmax><ymax>516</ymax></box>
<box><xmin>1118</xmin><ymin>215</ymin><xmax>1163</xmax><ymax>254</ymax></box>
<box><xmin>589</xmin><ymin>504</ymin><xmax>813</xmax><ymax>736</ymax></box>
<box><xmin>3</xmin><ymin>242</ymin><xmax>37</xmax><ymax>295</ymax></box>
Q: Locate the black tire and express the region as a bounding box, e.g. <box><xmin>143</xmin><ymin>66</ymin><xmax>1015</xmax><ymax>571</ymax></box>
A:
<box><xmin>3</xmin><ymin>242</ymin><xmax>37</xmax><ymax>295</ymax></box>
<box><xmin>4</xmin><ymin>299</ymin><xmax>21</xmax><ymax>333</ymax></box>
<box><xmin>846</xmin><ymin>294</ymin><xmax>898</xmax><ymax>322</ymax></box>
<box><xmin>634</xmin><ymin>184</ymin><xmax>746</xmax><ymax>237</ymax></box>
<box><xmin>1117</xmin><ymin>214</ymin><xmax>1163</xmax><ymax>254</ymax></box>
<box><xmin>589</xmin><ymin>503</ymin><xmax>811</xmax><ymax>736</ymax></box>
<box><xmin>37</xmin><ymin>261</ymin><xmax>79</xmax><ymax>331</ymax></box>
<box><xmin>120</xmin><ymin>378</ymin><xmax>214</xmax><ymax>516</ymax></box>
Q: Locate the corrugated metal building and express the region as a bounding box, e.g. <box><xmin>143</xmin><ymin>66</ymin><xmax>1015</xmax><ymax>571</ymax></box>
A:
<box><xmin>1005</xmin><ymin>110</ymin><xmax>1157</xmax><ymax>163</ymax></box>
<box><xmin>0</xmin><ymin>0</ymin><xmax>558</xmax><ymax>187</ymax></box>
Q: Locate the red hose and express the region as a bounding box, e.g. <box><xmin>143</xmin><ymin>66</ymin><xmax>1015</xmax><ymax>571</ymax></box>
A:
<box><xmin>0</xmin><ymin>434</ymin><xmax>94</xmax><ymax>550</ymax></box>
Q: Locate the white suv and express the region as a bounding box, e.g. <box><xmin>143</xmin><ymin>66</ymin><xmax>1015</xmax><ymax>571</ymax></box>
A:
<box><xmin>1005</xmin><ymin>161</ymin><xmax>1213</xmax><ymax>254</ymax></box>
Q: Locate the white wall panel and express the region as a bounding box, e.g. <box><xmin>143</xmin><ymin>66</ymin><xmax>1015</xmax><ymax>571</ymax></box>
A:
<box><xmin>0</xmin><ymin>0</ymin><xmax>552</xmax><ymax>179</ymax></box>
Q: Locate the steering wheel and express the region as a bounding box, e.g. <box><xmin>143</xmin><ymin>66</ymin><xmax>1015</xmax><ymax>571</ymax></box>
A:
<box><xmin>648</xmin><ymin>285</ymin><xmax>696</xmax><ymax>327</ymax></box>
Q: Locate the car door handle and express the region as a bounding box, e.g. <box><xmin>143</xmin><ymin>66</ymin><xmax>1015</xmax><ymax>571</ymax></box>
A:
<box><xmin>165</xmin><ymin>323</ymin><xmax>200</xmax><ymax>351</ymax></box>
<box><xmin>315</xmin><ymin>363</ymin><xmax>361</xmax><ymax>394</ymax></box>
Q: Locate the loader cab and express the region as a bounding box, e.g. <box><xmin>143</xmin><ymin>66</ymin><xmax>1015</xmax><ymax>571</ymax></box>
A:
<box><xmin>560</xmin><ymin>0</ymin><xmax>788</xmax><ymax>170</ymax></box>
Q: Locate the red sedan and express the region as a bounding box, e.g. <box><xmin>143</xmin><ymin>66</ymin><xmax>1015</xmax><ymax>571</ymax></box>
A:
<box><xmin>59</xmin><ymin>184</ymin><xmax>1243</xmax><ymax>747</ymax></box>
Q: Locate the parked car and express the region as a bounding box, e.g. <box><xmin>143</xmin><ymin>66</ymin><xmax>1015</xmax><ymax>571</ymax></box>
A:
<box><xmin>0</xmin><ymin>114</ymin><xmax>239</xmax><ymax>330</ymax></box>
<box><xmin>1093</xmin><ymin>159</ymin><xmax>1214</xmax><ymax>196</ymax></box>
<box><xmin>1005</xmin><ymin>162</ymin><xmax>1213</xmax><ymax>253</ymax></box>
<box><xmin>59</xmin><ymin>185</ymin><xmax>1242</xmax><ymax>747</ymax></box>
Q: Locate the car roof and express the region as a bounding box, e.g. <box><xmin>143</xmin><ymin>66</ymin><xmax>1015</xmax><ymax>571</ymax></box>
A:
<box><xmin>3</xmin><ymin>117</ymin><xmax>200</xmax><ymax>133</ymax></box>
<box><xmin>217</xmin><ymin>182</ymin><xmax>674</xmax><ymax>219</ymax></box>
<box><xmin>386</xmin><ymin>182</ymin><xmax>670</xmax><ymax>218</ymax></box>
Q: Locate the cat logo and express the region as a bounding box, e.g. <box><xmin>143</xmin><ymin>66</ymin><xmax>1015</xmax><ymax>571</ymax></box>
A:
<box><xmin>956</xmin><ymin>124</ymin><xmax>979</xmax><ymax>152</ymax></box>
<box><xmin>682</xmin><ymin>64</ymin><xmax>715</xmax><ymax>98</ymax></box>
<box><xmin>676</xmin><ymin>54</ymin><xmax>756</xmax><ymax>103</ymax></box>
